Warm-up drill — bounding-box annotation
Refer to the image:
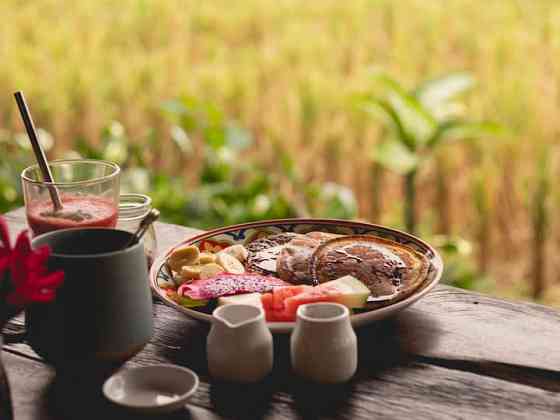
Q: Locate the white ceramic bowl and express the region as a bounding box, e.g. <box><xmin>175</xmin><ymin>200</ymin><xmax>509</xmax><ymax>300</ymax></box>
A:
<box><xmin>102</xmin><ymin>364</ymin><xmax>199</xmax><ymax>414</ymax></box>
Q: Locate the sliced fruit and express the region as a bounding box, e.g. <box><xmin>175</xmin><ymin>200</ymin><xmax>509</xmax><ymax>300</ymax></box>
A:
<box><xmin>218</xmin><ymin>293</ymin><xmax>263</xmax><ymax>308</ymax></box>
<box><xmin>271</xmin><ymin>285</ymin><xmax>310</xmax><ymax>310</ymax></box>
<box><xmin>200</xmin><ymin>263</ymin><xmax>225</xmax><ymax>280</ymax></box>
<box><xmin>317</xmin><ymin>275</ymin><xmax>370</xmax><ymax>308</ymax></box>
<box><xmin>216</xmin><ymin>253</ymin><xmax>245</xmax><ymax>274</ymax></box>
<box><xmin>198</xmin><ymin>252</ymin><xmax>217</xmax><ymax>265</ymax></box>
<box><xmin>179</xmin><ymin>273</ymin><xmax>288</xmax><ymax>300</ymax></box>
<box><xmin>221</xmin><ymin>244</ymin><xmax>249</xmax><ymax>262</ymax></box>
<box><xmin>261</xmin><ymin>286</ymin><xmax>312</xmax><ymax>322</ymax></box>
<box><xmin>169</xmin><ymin>245</ymin><xmax>200</xmax><ymax>265</ymax></box>
<box><xmin>179</xmin><ymin>265</ymin><xmax>202</xmax><ymax>282</ymax></box>
<box><xmin>261</xmin><ymin>292</ymin><xmax>273</xmax><ymax>311</ymax></box>
<box><xmin>167</xmin><ymin>258</ymin><xmax>186</xmax><ymax>273</ymax></box>
<box><xmin>261</xmin><ymin>276</ymin><xmax>370</xmax><ymax>322</ymax></box>
<box><xmin>165</xmin><ymin>290</ymin><xmax>208</xmax><ymax>308</ymax></box>
<box><xmin>283</xmin><ymin>288</ymin><xmax>341</xmax><ymax>315</ymax></box>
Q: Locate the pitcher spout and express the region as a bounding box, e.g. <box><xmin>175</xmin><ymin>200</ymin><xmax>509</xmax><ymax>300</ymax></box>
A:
<box><xmin>212</xmin><ymin>304</ymin><xmax>264</xmax><ymax>329</ymax></box>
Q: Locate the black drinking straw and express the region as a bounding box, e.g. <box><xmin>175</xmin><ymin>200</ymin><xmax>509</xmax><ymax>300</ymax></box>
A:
<box><xmin>14</xmin><ymin>91</ymin><xmax>63</xmax><ymax>211</ymax></box>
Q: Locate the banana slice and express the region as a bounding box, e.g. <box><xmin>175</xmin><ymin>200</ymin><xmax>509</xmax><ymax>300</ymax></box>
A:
<box><xmin>221</xmin><ymin>244</ymin><xmax>248</xmax><ymax>262</ymax></box>
<box><xmin>168</xmin><ymin>258</ymin><xmax>187</xmax><ymax>273</ymax></box>
<box><xmin>200</xmin><ymin>263</ymin><xmax>225</xmax><ymax>279</ymax></box>
<box><xmin>179</xmin><ymin>265</ymin><xmax>202</xmax><ymax>281</ymax></box>
<box><xmin>216</xmin><ymin>252</ymin><xmax>245</xmax><ymax>275</ymax></box>
<box><xmin>198</xmin><ymin>252</ymin><xmax>217</xmax><ymax>265</ymax></box>
<box><xmin>169</xmin><ymin>245</ymin><xmax>200</xmax><ymax>267</ymax></box>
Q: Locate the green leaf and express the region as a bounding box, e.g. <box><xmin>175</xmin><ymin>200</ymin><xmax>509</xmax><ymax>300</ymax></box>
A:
<box><xmin>74</xmin><ymin>137</ymin><xmax>103</xmax><ymax>160</ymax></box>
<box><xmin>427</xmin><ymin>120</ymin><xmax>504</xmax><ymax>148</ymax></box>
<box><xmin>371</xmin><ymin>71</ymin><xmax>437</xmax><ymax>146</ymax></box>
<box><xmin>415</xmin><ymin>73</ymin><xmax>475</xmax><ymax>109</ymax></box>
<box><xmin>358</xmin><ymin>96</ymin><xmax>415</xmax><ymax>151</ymax></box>
<box><xmin>371</xmin><ymin>72</ymin><xmax>408</xmax><ymax>96</ymax></box>
<box><xmin>373</xmin><ymin>140</ymin><xmax>420</xmax><ymax>175</ymax></box>
<box><xmin>386</xmin><ymin>91</ymin><xmax>436</xmax><ymax>146</ymax></box>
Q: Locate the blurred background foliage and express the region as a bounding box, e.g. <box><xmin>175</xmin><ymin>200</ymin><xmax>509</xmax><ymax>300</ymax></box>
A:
<box><xmin>1</xmin><ymin>0</ymin><xmax>560</xmax><ymax>305</ymax></box>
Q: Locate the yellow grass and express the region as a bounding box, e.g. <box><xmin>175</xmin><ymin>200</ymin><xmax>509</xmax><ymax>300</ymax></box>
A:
<box><xmin>1</xmin><ymin>0</ymin><xmax>560</xmax><ymax>305</ymax></box>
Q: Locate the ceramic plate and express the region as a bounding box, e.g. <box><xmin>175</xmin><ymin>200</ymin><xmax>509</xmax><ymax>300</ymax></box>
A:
<box><xmin>150</xmin><ymin>219</ymin><xmax>443</xmax><ymax>333</ymax></box>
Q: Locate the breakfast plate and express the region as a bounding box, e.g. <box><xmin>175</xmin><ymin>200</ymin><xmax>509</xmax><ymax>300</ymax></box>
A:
<box><xmin>150</xmin><ymin>219</ymin><xmax>443</xmax><ymax>333</ymax></box>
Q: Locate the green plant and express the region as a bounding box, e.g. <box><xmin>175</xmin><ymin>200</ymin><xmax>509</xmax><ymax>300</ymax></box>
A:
<box><xmin>67</xmin><ymin>96</ymin><xmax>357</xmax><ymax>228</ymax></box>
<box><xmin>161</xmin><ymin>96</ymin><xmax>357</xmax><ymax>227</ymax></box>
<box><xmin>431</xmin><ymin>234</ymin><xmax>494</xmax><ymax>292</ymax></box>
<box><xmin>356</xmin><ymin>71</ymin><xmax>502</xmax><ymax>233</ymax></box>
<box><xmin>0</xmin><ymin>129</ymin><xmax>49</xmax><ymax>214</ymax></box>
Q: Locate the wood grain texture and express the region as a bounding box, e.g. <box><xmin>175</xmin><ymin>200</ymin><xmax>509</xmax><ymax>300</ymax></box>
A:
<box><xmin>3</xmin><ymin>212</ymin><xmax>560</xmax><ymax>419</ymax></box>
<box><xmin>4</xmin><ymin>339</ymin><xmax>560</xmax><ymax>420</ymax></box>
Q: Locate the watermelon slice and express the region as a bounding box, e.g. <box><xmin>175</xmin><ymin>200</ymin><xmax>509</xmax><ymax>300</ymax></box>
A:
<box><xmin>179</xmin><ymin>273</ymin><xmax>289</xmax><ymax>300</ymax></box>
<box><xmin>261</xmin><ymin>286</ymin><xmax>312</xmax><ymax>321</ymax></box>
<box><xmin>261</xmin><ymin>276</ymin><xmax>370</xmax><ymax>322</ymax></box>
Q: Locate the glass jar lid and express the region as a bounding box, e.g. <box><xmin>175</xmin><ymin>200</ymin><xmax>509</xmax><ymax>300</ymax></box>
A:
<box><xmin>118</xmin><ymin>194</ymin><xmax>152</xmax><ymax>221</ymax></box>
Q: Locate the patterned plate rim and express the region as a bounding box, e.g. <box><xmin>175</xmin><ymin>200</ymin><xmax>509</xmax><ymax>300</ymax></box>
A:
<box><xmin>150</xmin><ymin>218</ymin><xmax>443</xmax><ymax>333</ymax></box>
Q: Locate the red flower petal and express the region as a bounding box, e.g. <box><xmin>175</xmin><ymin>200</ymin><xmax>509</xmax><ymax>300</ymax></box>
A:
<box><xmin>35</xmin><ymin>271</ymin><xmax>64</xmax><ymax>289</ymax></box>
<box><xmin>0</xmin><ymin>217</ymin><xmax>11</xmax><ymax>250</ymax></box>
<box><xmin>13</xmin><ymin>230</ymin><xmax>31</xmax><ymax>259</ymax></box>
<box><xmin>1</xmin><ymin>221</ymin><xmax>64</xmax><ymax>309</ymax></box>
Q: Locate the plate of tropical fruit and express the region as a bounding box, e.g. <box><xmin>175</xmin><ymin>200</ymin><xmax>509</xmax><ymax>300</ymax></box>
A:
<box><xmin>150</xmin><ymin>219</ymin><xmax>443</xmax><ymax>333</ymax></box>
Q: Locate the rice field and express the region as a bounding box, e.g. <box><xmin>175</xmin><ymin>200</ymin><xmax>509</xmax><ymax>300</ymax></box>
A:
<box><xmin>1</xmin><ymin>0</ymin><xmax>560</xmax><ymax>305</ymax></box>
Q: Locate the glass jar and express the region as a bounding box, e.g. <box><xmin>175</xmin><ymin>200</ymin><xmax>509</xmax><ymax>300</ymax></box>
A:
<box><xmin>117</xmin><ymin>194</ymin><xmax>157</xmax><ymax>267</ymax></box>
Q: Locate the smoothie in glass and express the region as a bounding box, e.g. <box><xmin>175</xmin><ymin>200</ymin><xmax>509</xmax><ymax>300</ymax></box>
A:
<box><xmin>22</xmin><ymin>159</ymin><xmax>120</xmax><ymax>236</ymax></box>
<box><xmin>26</xmin><ymin>195</ymin><xmax>118</xmax><ymax>236</ymax></box>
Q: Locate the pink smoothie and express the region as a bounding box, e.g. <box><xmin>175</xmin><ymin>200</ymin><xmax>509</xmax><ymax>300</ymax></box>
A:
<box><xmin>27</xmin><ymin>195</ymin><xmax>118</xmax><ymax>236</ymax></box>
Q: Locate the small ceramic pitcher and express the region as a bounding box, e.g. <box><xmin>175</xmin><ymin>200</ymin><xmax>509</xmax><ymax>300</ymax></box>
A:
<box><xmin>291</xmin><ymin>303</ymin><xmax>357</xmax><ymax>384</ymax></box>
<box><xmin>207</xmin><ymin>304</ymin><xmax>273</xmax><ymax>382</ymax></box>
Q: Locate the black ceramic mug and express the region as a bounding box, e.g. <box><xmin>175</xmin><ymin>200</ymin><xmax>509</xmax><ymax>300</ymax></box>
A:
<box><xmin>15</xmin><ymin>228</ymin><xmax>154</xmax><ymax>365</ymax></box>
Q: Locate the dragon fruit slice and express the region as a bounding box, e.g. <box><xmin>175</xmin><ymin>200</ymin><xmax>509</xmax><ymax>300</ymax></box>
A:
<box><xmin>178</xmin><ymin>273</ymin><xmax>289</xmax><ymax>300</ymax></box>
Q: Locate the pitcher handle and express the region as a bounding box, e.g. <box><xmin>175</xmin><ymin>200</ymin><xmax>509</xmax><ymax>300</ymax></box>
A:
<box><xmin>2</xmin><ymin>316</ymin><xmax>27</xmax><ymax>344</ymax></box>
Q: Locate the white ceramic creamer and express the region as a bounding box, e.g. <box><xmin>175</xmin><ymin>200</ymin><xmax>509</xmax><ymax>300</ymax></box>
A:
<box><xmin>291</xmin><ymin>302</ymin><xmax>357</xmax><ymax>383</ymax></box>
<box><xmin>207</xmin><ymin>304</ymin><xmax>273</xmax><ymax>382</ymax></box>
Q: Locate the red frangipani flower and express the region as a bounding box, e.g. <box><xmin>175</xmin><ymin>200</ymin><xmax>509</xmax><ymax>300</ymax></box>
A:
<box><xmin>0</xmin><ymin>216</ymin><xmax>64</xmax><ymax>310</ymax></box>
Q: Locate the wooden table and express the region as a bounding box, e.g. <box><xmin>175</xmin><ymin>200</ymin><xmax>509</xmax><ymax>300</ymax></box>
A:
<box><xmin>2</xmin><ymin>209</ymin><xmax>560</xmax><ymax>419</ymax></box>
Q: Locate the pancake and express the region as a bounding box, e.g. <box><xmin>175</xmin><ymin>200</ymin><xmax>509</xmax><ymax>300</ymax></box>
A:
<box><xmin>276</xmin><ymin>231</ymin><xmax>342</xmax><ymax>284</ymax></box>
<box><xmin>276</xmin><ymin>236</ymin><xmax>320</xmax><ymax>284</ymax></box>
<box><xmin>246</xmin><ymin>233</ymin><xmax>304</xmax><ymax>275</ymax></box>
<box><xmin>310</xmin><ymin>235</ymin><xmax>429</xmax><ymax>303</ymax></box>
<box><xmin>304</xmin><ymin>231</ymin><xmax>342</xmax><ymax>243</ymax></box>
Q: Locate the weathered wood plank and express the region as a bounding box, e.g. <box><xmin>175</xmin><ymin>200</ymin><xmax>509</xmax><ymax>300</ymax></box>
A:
<box><xmin>4</xmin><ymin>345</ymin><xmax>560</xmax><ymax>420</ymax></box>
<box><xmin>2</xmin><ymin>350</ymin><xmax>222</xmax><ymax>420</ymax></box>
<box><xmin>395</xmin><ymin>287</ymin><xmax>560</xmax><ymax>373</ymax></box>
